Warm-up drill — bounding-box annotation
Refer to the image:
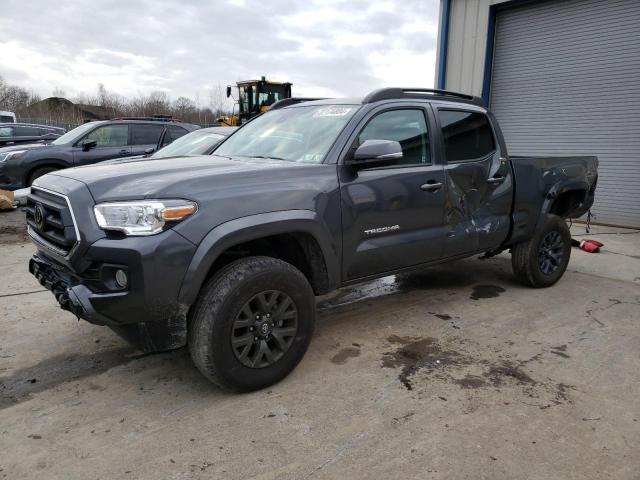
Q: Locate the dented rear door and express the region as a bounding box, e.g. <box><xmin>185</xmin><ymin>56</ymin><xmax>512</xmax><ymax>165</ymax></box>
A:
<box><xmin>433</xmin><ymin>106</ymin><xmax>513</xmax><ymax>255</ymax></box>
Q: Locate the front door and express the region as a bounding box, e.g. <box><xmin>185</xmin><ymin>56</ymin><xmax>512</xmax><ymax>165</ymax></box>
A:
<box><xmin>340</xmin><ymin>107</ymin><xmax>446</xmax><ymax>281</ymax></box>
<box><xmin>435</xmin><ymin>108</ymin><xmax>513</xmax><ymax>254</ymax></box>
<box><xmin>73</xmin><ymin>124</ymin><xmax>131</xmax><ymax>166</ymax></box>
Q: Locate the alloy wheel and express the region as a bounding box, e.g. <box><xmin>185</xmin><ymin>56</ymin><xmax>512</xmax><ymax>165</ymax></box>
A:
<box><xmin>231</xmin><ymin>290</ymin><xmax>298</xmax><ymax>368</ymax></box>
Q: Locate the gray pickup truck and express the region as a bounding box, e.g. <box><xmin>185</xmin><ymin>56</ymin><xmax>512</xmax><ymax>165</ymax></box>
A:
<box><xmin>26</xmin><ymin>88</ymin><xmax>598</xmax><ymax>391</ymax></box>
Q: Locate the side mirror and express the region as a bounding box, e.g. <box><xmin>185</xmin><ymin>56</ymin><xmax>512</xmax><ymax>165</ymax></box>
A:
<box><xmin>144</xmin><ymin>147</ymin><xmax>155</xmax><ymax>155</ymax></box>
<box><xmin>348</xmin><ymin>139</ymin><xmax>403</xmax><ymax>167</ymax></box>
<box><xmin>81</xmin><ymin>139</ymin><xmax>97</xmax><ymax>151</ymax></box>
<box><xmin>226</xmin><ymin>86</ymin><xmax>232</xmax><ymax>98</ymax></box>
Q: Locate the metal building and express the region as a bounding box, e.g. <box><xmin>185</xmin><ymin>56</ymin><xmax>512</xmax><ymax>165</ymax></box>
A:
<box><xmin>436</xmin><ymin>0</ymin><xmax>640</xmax><ymax>227</ymax></box>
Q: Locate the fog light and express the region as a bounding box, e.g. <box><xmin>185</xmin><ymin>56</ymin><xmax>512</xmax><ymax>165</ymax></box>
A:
<box><xmin>115</xmin><ymin>269</ymin><xmax>128</xmax><ymax>288</ymax></box>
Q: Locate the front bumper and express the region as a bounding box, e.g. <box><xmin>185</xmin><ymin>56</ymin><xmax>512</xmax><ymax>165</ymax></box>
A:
<box><xmin>29</xmin><ymin>229</ymin><xmax>198</xmax><ymax>351</ymax></box>
<box><xmin>0</xmin><ymin>163</ymin><xmax>24</xmax><ymax>190</ymax></box>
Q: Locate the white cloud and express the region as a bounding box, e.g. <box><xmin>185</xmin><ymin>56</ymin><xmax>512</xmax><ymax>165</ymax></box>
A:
<box><xmin>0</xmin><ymin>0</ymin><xmax>440</xmax><ymax>102</ymax></box>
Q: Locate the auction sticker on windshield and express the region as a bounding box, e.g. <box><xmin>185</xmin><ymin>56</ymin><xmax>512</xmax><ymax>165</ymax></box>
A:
<box><xmin>312</xmin><ymin>107</ymin><xmax>354</xmax><ymax>117</ymax></box>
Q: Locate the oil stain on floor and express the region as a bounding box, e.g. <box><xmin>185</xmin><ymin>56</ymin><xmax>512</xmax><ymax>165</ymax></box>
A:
<box><xmin>381</xmin><ymin>335</ymin><xmax>572</xmax><ymax>408</ymax></box>
<box><xmin>470</xmin><ymin>284</ymin><xmax>506</xmax><ymax>300</ymax></box>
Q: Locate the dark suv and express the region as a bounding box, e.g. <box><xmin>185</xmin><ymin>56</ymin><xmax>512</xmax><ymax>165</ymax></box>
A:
<box><xmin>0</xmin><ymin>123</ymin><xmax>66</xmax><ymax>147</ymax></box>
<box><xmin>0</xmin><ymin>118</ymin><xmax>198</xmax><ymax>190</ymax></box>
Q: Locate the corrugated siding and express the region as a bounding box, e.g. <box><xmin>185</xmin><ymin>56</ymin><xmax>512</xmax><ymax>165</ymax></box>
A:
<box><xmin>445</xmin><ymin>0</ymin><xmax>493</xmax><ymax>94</ymax></box>
<box><xmin>490</xmin><ymin>0</ymin><xmax>640</xmax><ymax>227</ymax></box>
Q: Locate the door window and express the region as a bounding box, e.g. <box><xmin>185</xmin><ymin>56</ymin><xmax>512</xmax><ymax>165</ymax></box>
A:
<box><xmin>131</xmin><ymin>124</ymin><xmax>165</xmax><ymax>145</ymax></box>
<box><xmin>84</xmin><ymin>125</ymin><xmax>129</xmax><ymax>147</ymax></box>
<box><xmin>14</xmin><ymin>126</ymin><xmax>42</xmax><ymax>137</ymax></box>
<box><xmin>357</xmin><ymin>109</ymin><xmax>430</xmax><ymax>166</ymax></box>
<box><xmin>439</xmin><ymin>110</ymin><xmax>495</xmax><ymax>162</ymax></box>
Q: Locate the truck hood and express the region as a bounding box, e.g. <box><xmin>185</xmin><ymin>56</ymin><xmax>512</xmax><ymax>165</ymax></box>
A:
<box><xmin>47</xmin><ymin>154</ymin><xmax>318</xmax><ymax>202</ymax></box>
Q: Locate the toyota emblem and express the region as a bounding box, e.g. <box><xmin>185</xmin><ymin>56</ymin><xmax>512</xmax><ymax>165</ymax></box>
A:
<box><xmin>34</xmin><ymin>203</ymin><xmax>46</xmax><ymax>230</ymax></box>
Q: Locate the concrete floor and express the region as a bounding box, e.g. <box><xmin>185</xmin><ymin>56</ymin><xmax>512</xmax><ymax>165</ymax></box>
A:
<box><xmin>1</xmin><ymin>208</ymin><xmax>639</xmax><ymax>479</ymax></box>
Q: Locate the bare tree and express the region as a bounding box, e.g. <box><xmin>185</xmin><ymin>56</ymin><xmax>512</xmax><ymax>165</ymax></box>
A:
<box><xmin>0</xmin><ymin>75</ymin><xmax>34</xmax><ymax>112</ymax></box>
<box><xmin>0</xmin><ymin>75</ymin><xmax>225</xmax><ymax>126</ymax></box>
<box><xmin>209</xmin><ymin>83</ymin><xmax>228</xmax><ymax>118</ymax></box>
<box><xmin>173</xmin><ymin>96</ymin><xmax>196</xmax><ymax>119</ymax></box>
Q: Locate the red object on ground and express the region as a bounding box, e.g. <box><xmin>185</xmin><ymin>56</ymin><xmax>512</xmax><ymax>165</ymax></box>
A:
<box><xmin>578</xmin><ymin>239</ymin><xmax>603</xmax><ymax>253</ymax></box>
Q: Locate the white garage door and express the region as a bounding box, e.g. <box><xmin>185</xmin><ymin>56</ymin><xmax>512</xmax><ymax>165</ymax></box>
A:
<box><xmin>490</xmin><ymin>0</ymin><xmax>640</xmax><ymax>227</ymax></box>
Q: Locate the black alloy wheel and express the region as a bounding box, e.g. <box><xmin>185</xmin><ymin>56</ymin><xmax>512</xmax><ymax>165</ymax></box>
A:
<box><xmin>231</xmin><ymin>290</ymin><xmax>298</xmax><ymax>368</ymax></box>
<box><xmin>537</xmin><ymin>231</ymin><xmax>565</xmax><ymax>275</ymax></box>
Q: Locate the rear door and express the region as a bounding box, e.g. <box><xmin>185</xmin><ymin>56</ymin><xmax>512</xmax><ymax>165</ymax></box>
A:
<box><xmin>434</xmin><ymin>107</ymin><xmax>513</xmax><ymax>254</ymax></box>
<box><xmin>73</xmin><ymin>124</ymin><xmax>131</xmax><ymax>166</ymax></box>
<box><xmin>339</xmin><ymin>105</ymin><xmax>447</xmax><ymax>280</ymax></box>
<box><xmin>129</xmin><ymin>123</ymin><xmax>166</xmax><ymax>155</ymax></box>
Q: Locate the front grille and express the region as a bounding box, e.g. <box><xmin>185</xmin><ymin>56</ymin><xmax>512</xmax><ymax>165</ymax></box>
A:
<box><xmin>26</xmin><ymin>187</ymin><xmax>78</xmax><ymax>257</ymax></box>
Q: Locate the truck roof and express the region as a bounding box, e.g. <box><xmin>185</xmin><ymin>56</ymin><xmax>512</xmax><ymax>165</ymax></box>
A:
<box><xmin>280</xmin><ymin>88</ymin><xmax>485</xmax><ymax>109</ymax></box>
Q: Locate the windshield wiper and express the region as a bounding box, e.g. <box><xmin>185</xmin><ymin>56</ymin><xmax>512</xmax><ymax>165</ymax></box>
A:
<box><xmin>250</xmin><ymin>155</ymin><xmax>287</xmax><ymax>161</ymax></box>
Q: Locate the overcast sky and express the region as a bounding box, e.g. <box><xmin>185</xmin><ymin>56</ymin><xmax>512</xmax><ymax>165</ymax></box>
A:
<box><xmin>0</xmin><ymin>0</ymin><xmax>439</xmax><ymax>104</ymax></box>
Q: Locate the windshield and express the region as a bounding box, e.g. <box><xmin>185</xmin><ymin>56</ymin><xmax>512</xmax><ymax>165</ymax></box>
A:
<box><xmin>214</xmin><ymin>104</ymin><xmax>358</xmax><ymax>163</ymax></box>
<box><xmin>153</xmin><ymin>130</ymin><xmax>225</xmax><ymax>158</ymax></box>
<box><xmin>52</xmin><ymin>122</ymin><xmax>101</xmax><ymax>145</ymax></box>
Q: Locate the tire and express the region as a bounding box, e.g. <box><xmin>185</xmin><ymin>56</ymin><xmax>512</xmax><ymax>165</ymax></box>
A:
<box><xmin>28</xmin><ymin>166</ymin><xmax>58</xmax><ymax>186</ymax></box>
<box><xmin>188</xmin><ymin>256</ymin><xmax>316</xmax><ymax>391</ymax></box>
<box><xmin>511</xmin><ymin>214</ymin><xmax>572</xmax><ymax>288</ymax></box>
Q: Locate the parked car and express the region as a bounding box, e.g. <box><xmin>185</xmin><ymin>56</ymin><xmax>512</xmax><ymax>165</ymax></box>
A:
<box><xmin>0</xmin><ymin>111</ymin><xmax>16</xmax><ymax>123</ymax></box>
<box><xmin>26</xmin><ymin>88</ymin><xmax>598</xmax><ymax>392</ymax></box>
<box><xmin>101</xmin><ymin>126</ymin><xmax>237</xmax><ymax>164</ymax></box>
<box><xmin>0</xmin><ymin>117</ymin><xmax>199</xmax><ymax>190</ymax></box>
<box><xmin>151</xmin><ymin>126</ymin><xmax>236</xmax><ymax>157</ymax></box>
<box><xmin>0</xmin><ymin>123</ymin><xmax>66</xmax><ymax>147</ymax></box>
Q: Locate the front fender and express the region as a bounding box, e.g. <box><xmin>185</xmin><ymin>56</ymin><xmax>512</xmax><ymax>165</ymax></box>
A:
<box><xmin>177</xmin><ymin>210</ymin><xmax>340</xmax><ymax>305</ymax></box>
<box><xmin>19</xmin><ymin>157</ymin><xmax>71</xmax><ymax>185</ymax></box>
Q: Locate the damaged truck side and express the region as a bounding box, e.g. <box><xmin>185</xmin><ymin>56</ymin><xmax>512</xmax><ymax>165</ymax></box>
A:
<box><xmin>26</xmin><ymin>88</ymin><xmax>598</xmax><ymax>391</ymax></box>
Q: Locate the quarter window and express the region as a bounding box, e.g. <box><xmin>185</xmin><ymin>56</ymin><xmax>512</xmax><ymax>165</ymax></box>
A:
<box><xmin>358</xmin><ymin>109</ymin><xmax>430</xmax><ymax>166</ymax></box>
<box><xmin>439</xmin><ymin>110</ymin><xmax>495</xmax><ymax>162</ymax></box>
<box><xmin>167</xmin><ymin>125</ymin><xmax>189</xmax><ymax>142</ymax></box>
<box><xmin>85</xmin><ymin>125</ymin><xmax>129</xmax><ymax>147</ymax></box>
<box><xmin>0</xmin><ymin>127</ymin><xmax>13</xmax><ymax>137</ymax></box>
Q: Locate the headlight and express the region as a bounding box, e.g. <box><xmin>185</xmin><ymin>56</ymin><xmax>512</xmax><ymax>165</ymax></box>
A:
<box><xmin>94</xmin><ymin>200</ymin><xmax>197</xmax><ymax>236</ymax></box>
<box><xmin>0</xmin><ymin>150</ymin><xmax>27</xmax><ymax>163</ymax></box>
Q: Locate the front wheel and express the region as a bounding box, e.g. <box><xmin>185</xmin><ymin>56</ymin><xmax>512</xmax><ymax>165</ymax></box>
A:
<box><xmin>188</xmin><ymin>256</ymin><xmax>316</xmax><ymax>391</ymax></box>
<box><xmin>511</xmin><ymin>214</ymin><xmax>571</xmax><ymax>288</ymax></box>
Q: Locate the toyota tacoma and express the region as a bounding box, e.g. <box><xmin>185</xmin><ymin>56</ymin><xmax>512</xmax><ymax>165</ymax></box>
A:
<box><xmin>26</xmin><ymin>88</ymin><xmax>598</xmax><ymax>391</ymax></box>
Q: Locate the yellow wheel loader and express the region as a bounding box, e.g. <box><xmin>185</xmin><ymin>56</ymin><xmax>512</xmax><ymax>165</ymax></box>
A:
<box><xmin>219</xmin><ymin>76</ymin><xmax>292</xmax><ymax>126</ymax></box>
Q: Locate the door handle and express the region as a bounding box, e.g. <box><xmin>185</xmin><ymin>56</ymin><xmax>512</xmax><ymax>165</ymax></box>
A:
<box><xmin>119</xmin><ymin>149</ymin><xmax>129</xmax><ymax>156</ymax></box>
<box><xmin>420</xmin><ymin>181</ymin><xmax>443</xmax><ymax>192</ymax></box>
<box><xmin>486</xmin><ymin>175</ymin><xmax>505</xmax><ymax>185</ymax></box>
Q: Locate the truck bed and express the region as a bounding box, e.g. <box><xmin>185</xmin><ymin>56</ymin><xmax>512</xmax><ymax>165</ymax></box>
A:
<box><xmin>508</xmin><ymin>155</ymin><xmax>598</xmax><ymax>245</ymax></box>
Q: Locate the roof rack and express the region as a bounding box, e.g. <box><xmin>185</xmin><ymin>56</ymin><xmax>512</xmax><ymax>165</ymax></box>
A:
<box><xmin>363</xmin><ymin>88</ymin><xmax>485</xmax><ymax>107</ymax></box>
<box><xmin>270</xmin><ymin>97</ymin><xmax>328</xmax><ymax>110</ymax></box>
<box><xmin>110</xmin><ymin>116</ymin><xmax>184</xmax><ymax>122</ymax></box>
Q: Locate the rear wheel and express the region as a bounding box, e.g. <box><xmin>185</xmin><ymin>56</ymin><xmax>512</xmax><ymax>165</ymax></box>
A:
<box><xmin>188</xmin><ymin>256</ymin><xmax>315</xmax><ymax>391</ymax></box>
<box><xmin>511</xmin><ymin>214</ymin><xmax>571</xmax><ymax>288</ymax></box>
<box><xmin>28</xmin><ymin>166</ymin><xmax>58</xmax><ymax>186</ymax></box>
